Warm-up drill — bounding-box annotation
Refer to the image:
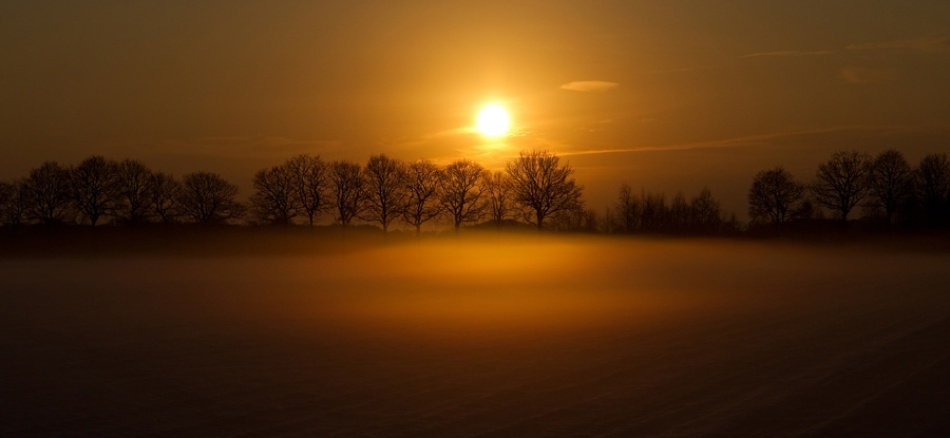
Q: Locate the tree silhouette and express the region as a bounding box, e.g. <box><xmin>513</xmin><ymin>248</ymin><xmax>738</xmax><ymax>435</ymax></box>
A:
<box><xmin>690</xmin><ymin>187</ymin><xmax>722</xmax><ymax>233</ymax></box>
<box><xmin>612</xmin><ymin>185</ymin><xmax>724</xmax><ymax>235</ymax></box>
<box><xmin>748</xmin><ymin>167</ymin><xmax>805</xmax><ymax>225</ymax></box>
<box><xmin>0</xmin><ymin>179</ymin><xmax>30</xmax><ymax>226</ymax></box>
<box><xmin>179</xmin><ymin>172</ymin><xmax>245</xmax><ymax>224</ymax></box>
<box><xmin>147</xmin><ymin>172</ymin><xmax>182</xmax><ymax>224</ymax></box>
<box><xmin>115</xmin><ymin>159</ymin><xmax>153</xmax><ymax>225</ymax></box>
<box><xmin>286</xmin><ymin>154</ymin><xmax>330</xmax><ymax>227</ymax></box>
<box><xmin>14</xmin><ymin>146</ymin><xmax>950</xmax><ymax>235</ymax></box>
<box><xmin>330</xmin><ymin>160</ymin><xmax>364</xmax><ymax>227</ymax></box>
<box><xmin>615</xmin><ymin>184</ymin><xmax>641</xmax><ymax>233</ymax></box>
<box><xmin>26</xmin><ymin>161</ymin><xmax>74</xmax><ymax>225</ymax></box>
<box><xmin>506</xmin><ymin>150</ymin><xmax>583</xmax><ymax>231</ymax></box>
<box><xmin>640</xmin><ymin>192</ymin><xmax>669</xmax><ymax>232</ymax></box>
<box><xmin>482</xmin><ymin>170</ymin><xmax>514</xmax><ymax>227</ymax></box>
<box><xmin>669</xmin><ymin>192</ymin><xmax>690</xmax><ymax>232</ymax></box>
<box><xmin>362</xmin><ymin>154</ymin><xmax>407</xmax><ymax>232</ymax></box>
<box><xmin>250</xmin><ymin>164</ymin><xmax>299</xmax><ymax>225</ymax></box>
<box><xmin>0</xmin><ymin>183</ymin><xmax>12</xmax><ymax>226</ymax></box>
<box><xmin>71</xmin><ymin>155</ymin><xmax>120</xmax><ymax>227</ymax></box>
<box><xmin>867</xmin><ymin>149</ymin><xmax>913</xmax><ymax>226</ymax></box>
<box><xmin>812</xmin><ymin>151</ymin><xmax>872</xmax><ymax>222</ymax></box>
<box><xmin>552</xmin><ymin>207</ymin><xmax>598</xmax><ymax>232</ymax></box>
<box><xmin>440</xmin><ymin>159</ymin><xmax>485</xmax><ymax>231</ymax></box>
<box><xmin>915</xmin><ymin>153</ymin><xmax>950</xmax><ymax>225</ymax></box>
<box><xmin>402</xmin><ymin>160</ymin><xmax>443</xmax><ymax>235</ymax></box>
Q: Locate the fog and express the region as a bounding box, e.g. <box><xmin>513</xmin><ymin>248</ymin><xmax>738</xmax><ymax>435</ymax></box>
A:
<box><xmin>3</xmin><ymin>236</ymin><xmax>949</xmax><ymax>436</ymax></box>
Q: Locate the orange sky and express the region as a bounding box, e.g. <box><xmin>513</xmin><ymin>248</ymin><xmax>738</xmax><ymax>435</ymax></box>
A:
<box><xmin>2</xmin><ymin>1</ymin><xmax>950</xmax><ymax>215</ymax></box>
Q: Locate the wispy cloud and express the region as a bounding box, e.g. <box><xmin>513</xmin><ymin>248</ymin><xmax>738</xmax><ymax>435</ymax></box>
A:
<box><xmin>560</xmin><ymin>80</ymin><xmax>619</xmax><ymax>93</ymax></box>
<box><xmin>739</xmin><ymin>50</ymin><xmax>834</xmax><ymax>58</ymax></box>
<box><xmin>556</xmin><ymin>125</ymin><xmax>914</xmax><ymax>157</ymax></box>
<box><xmin>839</xmin><ymin>66</ymin><xmax>898</xmax><ymax>84</ymax></box>
<box><xmin>846</xmin><ymin>36</ymin><xmax>950</xmax><ymax>53</ymax></box>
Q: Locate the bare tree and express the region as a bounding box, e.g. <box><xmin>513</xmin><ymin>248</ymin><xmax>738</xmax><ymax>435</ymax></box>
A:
<box><xmin>0</xmin><ymin>179</ymin><xmax>31</xmax><ymax>226</ymax></box>
<box><xmin>690</xmin><ymin>187</ymin><xmax>722</xmax><ymax>232</ymax></box>
<box><xmin>552</xmin><ymin>207</ymin><xmax>598</xmax><ymax>232</ymax></box>
<box><xmin>114</xmin><ymin>159</ymin><xmax>154</xmax><ymax>224</ymax></box>
<box><xmin>915</xmin><ymin>153</ymin><xmax>950</xmax><ymax>224</ymax></box>
<box><xmin>250</xmin><ymin>164</ymin><xmax>299</xmax><ymax>225</ymax></box>
<box><xmin>71</xmin><ymin>155</ymin><xmax>120</xmax><ymax>226</ymax></box>
<box><xmin>147</xmin><ymin>172</ymin><xmax>182</xmax><ymax>224</ymax></box>
<box><xmin>286</xmin><ymin>154</ymin><xmax>330</xmax><ymax>226</ymax></box>
<box><xmin>178</xmin><ymin>172</ymin><xmax>246</xmax><ymax>224</ymax></box>
<box><xmin>26</xmin><ymin>161</ymin><xmax>74</xmax><ymax>225</ymax></box>
<box><xmin>330</xmin><ymin>160</ymin><xmax>365</xmax><ymax>227</ymax></box>
<box><xmin>0</xmin><ymin>182</ymin><xmax>12</xmax><ymax>226</ymax></box>
<box><xmin>811</xmin><ymin>151</ymin><xmax>872</xmax><ymax>222</ymax></box>
<box><xmin>482</xmin><ymin>170</ymin><xmax>514</xmax><ymax>227</ymax></box>
<box><xmin>402</xmin><ymin>160</ymin><xmax>443</xmax><ymax>235</ymax></box>
<box><xmin>748</xmin><ymin>167</ymin><xmax>806</xmax><ymax>225</ymax></box>
<box><xmin>362</xmin><ymin>154</ymin><xmax>407</xmax><ymax>232</ymax></box>
<box><xmin>506</xmin><ymin>150</ymin><xmax>584</xmax><ymax>230</ymax></box>
<box><xmin>440</xmin><ymin>159</ymin><xmax>486</xmax><ymax>231</ymax></box>
<box><xmin>669</xmin><ymin>192</ymin><xmax>690</xmax><ymax>232</ymax></box>
<box><xmin>615</xmin><ymin>183</ymin><xmax>641</xmax><ymax>233</ymax></box>
<box><xmin>602</xmin><ymin>206</ymin><xmax>619</xmax><ymax>234</ymax></box>
<box><xmin>867</xmin><ymin>149</ymin><xmax>913</xmax><ymax>225</ymax></box>
<box><xmin>640</xmin><ymin>191</ymin><xmax>669</xmax><ymax>232</ymax></box>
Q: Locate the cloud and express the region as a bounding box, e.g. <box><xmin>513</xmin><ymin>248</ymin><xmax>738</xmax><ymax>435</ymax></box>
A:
<box><xmin>556</xmin><ymin>125</ymin><xmax>915</xmax><ymax>157</ymax></box>
<box><xmin>839</xmin><ymin>66</ymin><xmax>898</xmax><ymax>84</ymax></box>
<box><xmin>560</xmin><ymin>81</ymin><xmax>619</xmax><ymax>93</ymax></box>
<box><xmin>846</xmin><ymin>36</ymin><xmax>950</xmax><ymax>53</ymax></box>
<box><xmin>739</xmin><ymin>50</ymin><xmax>834</xmax><ymax>58</ymax></box>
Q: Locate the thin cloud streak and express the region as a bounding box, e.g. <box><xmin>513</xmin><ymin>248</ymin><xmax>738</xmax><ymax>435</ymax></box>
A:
<box><xmin>739</xmin><ymin>50</ymin><xmax>834</xmax><ymax>58</ymax></box>
<box><xmin>556</xmin><ymin>125</ymin><xmax>917</xmax><ymax>157</ymax></box>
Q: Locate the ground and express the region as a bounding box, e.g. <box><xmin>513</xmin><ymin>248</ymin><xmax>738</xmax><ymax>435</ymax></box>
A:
<box><xmin>2</xmin><ymin>236</ymin><xmax>949</xmax><ymax>437</ymax></box>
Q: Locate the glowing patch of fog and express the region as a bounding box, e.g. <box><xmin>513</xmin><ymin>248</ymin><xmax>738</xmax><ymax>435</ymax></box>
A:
<box><xmin>2</xmin><ymin>238</ymin><xmax>949</xmax><ymax>340</ymax></box>
<box><xmin>4</xmin><ymin>237</ymin><xmax>950</xmax><ymax>436</ymax></box>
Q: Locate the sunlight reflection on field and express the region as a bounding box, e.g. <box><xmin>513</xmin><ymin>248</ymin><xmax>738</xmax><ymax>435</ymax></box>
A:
<box><xmin>7</xmin><ymin>236</ymin><xmax>945</xmax><ymax>343</ymax></box>
<box><xmin>4</xmin><ymin>236</ymin><xmax>950</xmax><ymax>436</ymax></box>
<box><xmin>260</xmin><ymin>237</ymin><xmax>758</xmax><ymax>339</ymax></box>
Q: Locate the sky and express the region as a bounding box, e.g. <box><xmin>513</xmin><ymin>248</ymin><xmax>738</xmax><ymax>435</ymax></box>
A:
<box><xmin>2</xmin><ymin>0</ymin><xmax>950</xmax><ymax>216</ymax></box>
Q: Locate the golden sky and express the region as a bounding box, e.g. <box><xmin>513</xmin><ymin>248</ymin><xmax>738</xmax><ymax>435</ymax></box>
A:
<box><xmin>2</xmin><ymin>1</ymin><xmax>950</xmax><ymax>213</ymax></box>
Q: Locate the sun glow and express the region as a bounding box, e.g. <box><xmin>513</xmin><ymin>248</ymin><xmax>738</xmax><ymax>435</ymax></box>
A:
<box><xmin>476</xmin><ymin>104</ymin><xmax>511</xmax><ymax>137</ymax></box>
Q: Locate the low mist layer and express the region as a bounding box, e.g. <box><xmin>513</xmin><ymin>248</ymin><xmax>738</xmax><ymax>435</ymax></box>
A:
<box><xmin>2</xmin><ymin>237</ymin><xmax>949</xmax><ymax>436</ymax></box>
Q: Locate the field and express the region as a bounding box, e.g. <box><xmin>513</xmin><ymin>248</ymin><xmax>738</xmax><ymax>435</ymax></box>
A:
<box><xmin>2</xmin><ymin>234</ymin><xmax>949</xmax><ymax>437</ymax></box>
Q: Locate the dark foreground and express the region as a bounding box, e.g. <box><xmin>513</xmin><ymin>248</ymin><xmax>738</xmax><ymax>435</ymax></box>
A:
<box><xmin>2</xmin><ymin>237</ymin><xmax>949</xmax><ymax>437</ymax></box>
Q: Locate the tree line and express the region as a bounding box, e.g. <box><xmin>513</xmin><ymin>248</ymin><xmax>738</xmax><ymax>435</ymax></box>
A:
<box><xmin>0</xmin><ymin>158</ymin><xmax>244</xmax><ymax>227</ymax></box>
<box><xmin>602</xmin><ymin>149</ymin><xmax>950</xmax><ymax>236</ymax></box>
<box><xmin>0</xmin><ymin>151</ymin><xmax>584</xmax><ymax>233</ymax></box>
<box><xmin>3</xmin><ymin>147</ymin><xmax>948</xmax><ymax>236</ymax></box>
<box><xmin>746</xmin><ymin>150</ymin><xmax>950</xmax><ymax>230</ymax></box>
<box><xmin>603</xmin><ymin>186</ymin><xmax>739</xmax><ymax>235</ymax></box>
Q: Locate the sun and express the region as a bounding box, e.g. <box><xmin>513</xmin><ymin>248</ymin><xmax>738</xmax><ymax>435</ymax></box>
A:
<box><xmin>476</xmin><ymin>104</ymin><xmax>511</xmax><ymax>137</ymax></box>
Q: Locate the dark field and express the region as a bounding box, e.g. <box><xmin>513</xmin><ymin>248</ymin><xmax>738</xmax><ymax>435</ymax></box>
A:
<box><xmin>2</xmin><ymin>235</ymin><xmax>949</xmax><ymax>437</ymax></box>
